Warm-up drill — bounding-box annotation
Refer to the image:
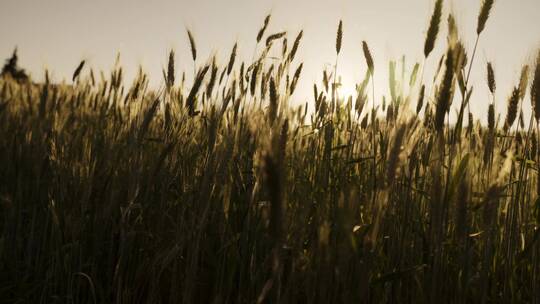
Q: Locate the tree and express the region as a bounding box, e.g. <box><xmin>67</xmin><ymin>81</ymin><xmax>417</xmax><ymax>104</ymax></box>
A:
<box><xmin>1</xmin><ymin>48</ymin><xmax>29</xmax><ymax>82</ymax></box>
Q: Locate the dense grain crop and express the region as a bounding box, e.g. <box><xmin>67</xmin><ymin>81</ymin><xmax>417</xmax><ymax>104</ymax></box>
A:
<box><xmin>1</xmin><ymin>1</ymin><xmax>540</xmax><ymax>303</ymax></box>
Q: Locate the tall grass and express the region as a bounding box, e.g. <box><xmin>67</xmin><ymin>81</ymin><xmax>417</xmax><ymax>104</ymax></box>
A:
<box><xmin>1</xmin><ymin>1</ymin><xmax>540</xmax><ymax>303</ymax></box>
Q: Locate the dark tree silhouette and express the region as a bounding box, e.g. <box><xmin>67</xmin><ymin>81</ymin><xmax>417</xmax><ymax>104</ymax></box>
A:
<box><xmin>1</xmin><ymin>48</ymin><xmax>29</xmax><ymax>82</ymax></box>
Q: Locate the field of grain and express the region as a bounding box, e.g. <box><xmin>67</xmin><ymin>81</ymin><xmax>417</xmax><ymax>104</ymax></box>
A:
<box><xmin>1</xmin><ymin>0</ymin><xmax>540</xmax><ymax>302</ymax></box>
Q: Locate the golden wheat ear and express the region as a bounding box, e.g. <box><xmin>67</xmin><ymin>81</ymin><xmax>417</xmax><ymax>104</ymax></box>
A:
<box><xmin>488</xmin><ymin>103</ymin><xmax>495</xmax><ymax>131</ymax></box>
<box><xmin>362</xmin><ymin>41</ymin><xmax>374</xmax><ymax>76</ymax></box>
<box><xmin>227</xmin><ymin>43</ymin><xmax>237</xmax><ymax>76</ymax></box>
<box><xmin>424</xmin><ymin>0</ymin><xmax>443</xmax><ymax>59</ymax></box>
<box><xmin>434</xmin><ymin>49</ymin><xmax>454</xmax><ymax>133</ymax></box>
<box><xmin>287</xmin><ymin>30</ymin><xmax>303</xmax><ymax>62</ymax></box>
<box><xmin>256</xmin><ymin>14</ymin><xmax>271</xmax><ymax>43</ymax></box>
<box><xmin>477</xmin><ymin>0</ymin><xmax>495</xmax><ymax>35</ymax></box>
<box><xmin>186</xmin><ymin>29</ymin><xmax>197</xmax><ymax>62</ymax></box>
<box><xmin>504</xmin><ymin>87</ymin><xmax>520</xmax><ymax>130</ymax></box>
<box><xmin>487</xmin><ymin>62</ymin><xmax>496</xmax><ymax>94</ymax></box>
<box><xmin>532</xmin><ymin>51</ymin><xmax>540</xmax><ymax>121</ymax></box>
<box><xmin>166</xmin><ymin>49</ymin><xmax>175</xmax><ymax>88</ymax></box>
<box><xmin>336</xmin><ymin>20</ymin><xmax>343</xmax><ymax>55</ymax></box>
<box><xmin>72</xmin><ymin>60</ymin><xmax>85</xmax><ymax>82</ymax></box>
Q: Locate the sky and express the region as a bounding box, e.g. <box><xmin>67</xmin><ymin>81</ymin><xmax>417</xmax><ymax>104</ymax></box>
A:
<box><xmin>1</xmin><ymin>0</ymin><xmax>539</xmax><ymax>122</ymax></box>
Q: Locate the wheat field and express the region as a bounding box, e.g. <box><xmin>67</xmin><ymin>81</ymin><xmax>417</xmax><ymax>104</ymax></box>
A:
<box><xmin>1</xmin><ymin>0</ymin><xmax>540</xmax><ymax>303</ymax></box>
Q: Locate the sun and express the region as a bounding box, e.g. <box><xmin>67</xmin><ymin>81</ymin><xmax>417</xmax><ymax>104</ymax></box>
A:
<box><xmin>335</xmin><ymin>76</ymin><xmax>358</xmax><ymax>101</ymax></box>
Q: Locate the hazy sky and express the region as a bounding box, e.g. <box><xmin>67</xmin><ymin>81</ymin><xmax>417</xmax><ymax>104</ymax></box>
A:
<box><xmin>1</xmin><ymin>0</ymin><xmax>539</xmax><ymax>121</ymax></box>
